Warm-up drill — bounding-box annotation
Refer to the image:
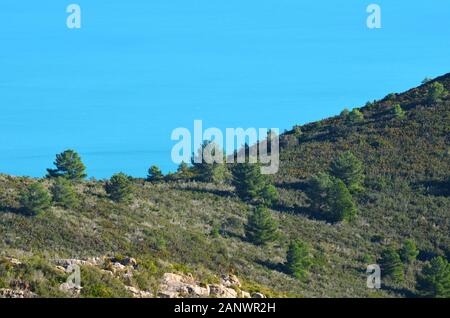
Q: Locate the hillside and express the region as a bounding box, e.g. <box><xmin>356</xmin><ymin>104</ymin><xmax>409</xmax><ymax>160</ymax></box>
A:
<box><xmin>0</xmin><ymin>74</ymin><xmax>449</xmax><ymax>298</ymax></box>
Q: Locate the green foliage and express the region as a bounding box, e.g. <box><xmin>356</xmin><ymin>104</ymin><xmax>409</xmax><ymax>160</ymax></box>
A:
<box><xmin>379</xmin><ymin>247</ymin><xmax>404</xmax><ymax>282</ymax></box>
<box><xmin>19</xmin><ymin>182</ymin><xmax>52</xmax><ymax>216</ymax></box>
<box><xmin>285</xmin><ymin>240</ymin><xmax>313</xmax><ymax>280</ymax></box>
<box><xmin>147</xmin><ymin>165</ymin><xmax>164</xmax><ymax>182</ymax></box>
<box><xmin>340</xmin><ymin>108</ymin><xmax>350</xmax><ymax>117</ymax></box>
<box><xmin>305</xmin><ymin>173</ymin><xmax>333</xmax><ymax>211</ymax></box>
<box><xmin>330</xmin><ymin>151</ymin><xmax>364</xmax><ymax>193</ymax></box>
<box><xmin>50</xmin><ymin>177</ymin><xmax>79</xmax><ymax>209</ymax></box>
<box><xmin>427</xmin><ymin>82</ymin><xmax>448</xmax><ymax>104</ymax></box>
<box><xmin>293</xmin><ymin>125</ymin><xmax>302</xmax><ymax>137</ymax></box>
<box><xmin>245</xmin><ymin>206</ymin><xmax>278</xmax><ymax>245</ymax></box>
<box><xmin>192</xmin><ymin>141</ymin><xmax>229</xmax><ymax>183</ymax></box>
<box><xmin>232</xmin><ymin>162</ymin><xmax>278</xmax><ymax>206</ymax></box>
<box><xmin>327</xmin><ymin>178</ymin><xmax>357</xmax><ymax>223</ymax></box>
<box><xmin>392</xmin><ymin>104</ymin><xmax>406</xmax><ymax>119</ymax></box>
<box><xmin>80</xmin><ymin>266</ymin><xmax>132</xmax><ymax>298</ymax></box>
<box><xmin>348</xmin><ymin>108</ymin><xmax>364</xmax><ymax>123</ymax></box>
<box><xmin>417</xmin><ymin>256</ymin><xmax>450</xmax><ymax>298</ymax></box>
<box><xmin>399</xmin><ymin>239</ymin><xmax>419</xmax><ymax>264</ymax></box>
<box><xmin>421</xmin><ymin>77</ymin><xmax>433</xmax><ymax>84</ymax></box>
<box><xmin>105</xmin><ymin>173</ymin><xmax>133</xmax><ymax>203</ymax></box>
<box><xmin>46</xmin><ymin>150</ymin><xmax>87</xmax><ymax>181</ymax></box>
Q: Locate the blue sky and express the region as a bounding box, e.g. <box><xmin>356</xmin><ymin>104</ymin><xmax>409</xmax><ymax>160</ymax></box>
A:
<box><xmin>0</xmin><ymin>1</ymin><xmax>449</xmax><ymax>178</ymax></box>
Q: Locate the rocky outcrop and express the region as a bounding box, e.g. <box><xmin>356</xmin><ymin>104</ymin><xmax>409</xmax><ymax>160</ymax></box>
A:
<box><xmin>125</xmin><ymin>286</ymin><xmax>152</xmax><ymax>298</ymax></box>
<box><xmin>157</xmin><ymin>272</ymin><xmax>261</xmax><ymax>299</ymax></box>
<box><xmin>0</xmin><ymin>289</ymin><xmax>36</xmax><ymax>298</ymax></box>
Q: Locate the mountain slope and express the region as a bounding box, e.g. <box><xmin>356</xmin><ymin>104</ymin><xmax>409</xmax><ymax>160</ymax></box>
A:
<box><xmin>0</xmin><ymin>74</ymin><xmax>449</xmax><ymax>298</ymax></box>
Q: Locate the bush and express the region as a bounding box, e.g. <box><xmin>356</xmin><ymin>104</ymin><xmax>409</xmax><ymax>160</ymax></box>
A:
<box><xmin>46</xmin><ymin>149</ymin><xmax>87</xmax><ymax>181</ymax></box>
<box><xmin>285</xmin><ymin>240</ymin><xmax>313</xmax><ymax>280</ymax></box>
<box><xmin>417</xmin><ymin>256</ymin><xmax>449</xmax><ymax>298</ymax></box>
<box><xmin>19</xmin><ymin>182</ymin><xmax>52</xmax><ymax>216</ymax></box>
<box><xmin>50</xmin><ymin>177</ymin><xmax>79</xmax><ymax>209</ymax></box>
<box><xmin>348</xmin><ymin>108</ymin><xmax>364</xmax><ymax>123</ymax></box>
<box><xmin>105</xmin><ymin>173</ymin><xmax>133</xmax><ymax>203</ymax></box>
<box><xmin>245</xmin><ymin>206</ymin><xmax>278</xmax><ymax>245</ymax></box>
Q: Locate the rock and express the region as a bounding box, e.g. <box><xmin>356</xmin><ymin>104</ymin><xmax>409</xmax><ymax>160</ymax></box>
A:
<box><xmin>241</xmin><ymin>291</ymin><xmax>251</xmax><ymax>298</ymax></box>
<box><xmin>209</xmin><ymin>284</ymin><xmax>238</xmax><ymax>298</ymax></box>
<box><xmin>159</xmin><ymin>273</ymin><xmax>209</xmax><ymax>298</ymax></box>
<box><xmin>5</xmin><ymin>257</ymin><xmax>22</xmax><ymax>266</ymax></box>
<box><xmin>221</xmin><ymin>274</ymin><xmax>241</xmax><ymax>288</ymax></box>
<box><xmin>125</xmin><ymin>286</ymin><xmax>152</xmax><ymax>298</ymax></box>
<box><xmin>111</xmin><ymin>262</ymin><xmax>127</xmax><ymax>272</ymax></box>
<box><xmin>251</xmin><ymin>292</ymin><xmax>266</xmax><ymax>298</ymax></box>
<box><xmin>55</xmin><ymin>266</ymin><xmax>66</xmax><ymax>273</ymax></box>
<box><xmin>59</xmin><ymin>282</ymin><xmax>81</xmax><ymax>295</ymax></box>
<box><xmin>0</xmin><ymin>289</ymin><xmax>36</xmax><ymax>298</ymax></box>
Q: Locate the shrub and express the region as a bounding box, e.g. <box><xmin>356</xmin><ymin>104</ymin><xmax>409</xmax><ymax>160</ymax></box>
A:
<box><xmin>19</xmin><ymin>182</ymin><xmax>52</xmax><ymax>216</ymax></box>
<box><xmin>50</xmin><ymin>177</ymin><xmax>79</xmax><ymax>209</ymax></box>
<box><xmin>305</xmin><ymin>173</ymin><xmax>333</xmax><ymax>211</ymax></box>
<box><xmin>417</xmin><ymin>256</ymin><xmax>450</xmax><ymax>298</ymax></box>
<box><xmin>285</xmin><ymin>240</ymin><xmax>313</xmax><ymax>280</ymax></box>
<box><xmin>46</xmin><ymin>149</ymin><xmax>87</xmax><ymax>181</ymax></box>
<box><xmin>105</xmin><ymin>173</ymin><xmax>133</xmax><ymax>203</ymax></box>
<box><xmin>245</xmin><ymin>206</ymin><xmax>278</xmax><ymax>245</ymax></box>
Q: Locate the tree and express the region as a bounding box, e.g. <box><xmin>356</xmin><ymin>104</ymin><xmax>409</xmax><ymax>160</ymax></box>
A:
<box><xmin>232</xmin><ymin>162</ymin><xmax>278</xmax><ymax>206</ymax></box>
<box><xmin>245</xmin><ymin>206</ymin><xmax>278</xmax><ymax>245</ymax></box>
<box><xmin>330</xmin><ymin>151</ymin><xmax>364</xmax><ymax>193</ymax></box>
<box><xmin>392</xmin><ymin>104</ymin><xmax>406</xmax><ymax>119</ymax></box>
<box><xmin>285</xmin><ymin>240</ymin><xmax>313</xmax><ymax>280</ymax></box>
<box><xmin>105</xmin><ymin>173</ymin><xmax>133</xmax><ymax>203</ymax></box>
<box><xmin>46</xmin><ymin>150</ymin><xmax>87</xmax><ymax>181</ymax></box>
<box><xmin>19</xmin><ymin>182</ymin><xmax>52</xmax><ymax>216</ymax></box>
<box><xmin>399</xmin><ymin>239</ymin><xmax>419</xmax><ymax>264</ymax></box>
<box><xmin>147</xmin><ymin>165</ymin><xmax>163</xmax><ymax>182</ymax></box>
<box><xmin>348</xmin><ymin>108</ymin><xmax>364</xmax><ymax>123</ymax></box>
<box><xmin>340</xmin><ymin>108</ymin><xmax>350</xmax><ymax>117</ymax></box>
<box><xmin>50</xmin><ymin>177</ymin><xmax>79</xmax><ymax>209</ymax></box>
<box><xmin>192</xmin><ymin>141</ymin><xmax>229</xmax><ymax>183</ymax></box>
<box><xmin>305</xmin><ymin>173</ymin><xmax>333</xmax><ymax>211</ymax></box>
<box><xmin>327</xmin><ymin>178</ymin><xmax>357</xmax><ymax>222</ymax></box>
<box><xmin>379</xmin><ymin>247</ymin><xmax>404</xmax><ymax>282</ymax></box>
<box><xmin>417</xmin><ymin>256</ymin><xmax>450</xmax><ymax>298</ymax></box>
<box><xmin>421</xmin><ymin>77</ymin><xmax>433</xmax><ymax>84</ymax></box>
<box><xmin>427</xmin><ymin>82</ymin><xmax>448</xmax><ymax>104</ymax></box>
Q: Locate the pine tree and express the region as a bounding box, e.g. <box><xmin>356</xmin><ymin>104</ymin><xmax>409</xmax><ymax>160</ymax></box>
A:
<box><xmin>327</xmin><ymin>178</ymin><xmax>357</xmax><ymax>222</ymax></box>
<box><xmin>305</xmin><ymin>173</ymin><xmax>333</xmax><ymax>211</ymax></box>
<box><xmin>285</xmin><ymin>240</ymin><xmax>313</xmax><ymax>279</ymax></box>
<box><xmin>427</xmin><ymin>82</ymin><xmax>448</xmax><ymax>104</ymax></box>
<box><xmin>348</xmin><ymin>108</ymin><xmax>364</xmax><ymax>123</ymax></box>
<box><xmin>105</xmin><ymin>173</ymin><xmax>133</xmax><ymax>203</ymax></box>
<box><xmin>19</xmin><ymin>182</ymin><xmax>52</xmax><ymax>216</ymax></box>
<box><xmin>245</xmin><ymin>206</ymin><xmax>278</xmax><ymax>245</ymax></box>
<box><xmin>192</xmin><ymin>141</ymin><xmax>228</xmax><ymax>183</ymax></box>
<box><xmin>392</xmin><ymin>104</ymin><xmax>406</xmax><ymax>119</ymax></box>
<box><xmin>417</xmin><ymin>256</ymin><xmax>450</xmax><ymax>298</ymax></box>
<box><xmin>232</xmin><ymin>162</ymin><xmax>278</xmax><ymax>206</ymax></box>
<box><xmin>379</xmin><ymin>247</ymin><xmax>404</xmax><ymax>282</ymax></box>
<box><xmin>50</xmin><ymin>177</ymin><xmax>79</xmax><ymax>209</ymax></box>
<box><xmin>399</xmin><ymin>239</ymin><xmax>419</xmax><ymax>264</ymax></box>
<box><xmin>147</xmin><ymin>165</ymin><xmax>164</xmax><ymax>182</ymax></box>
<box><xmin>330</xmin><ymin>151</ymin><xmax>364</xmax><ymax>193</ymax></box>
<box><xmin>46</xmin><ymin>149</ymin><xmax>87</xmax><ymax>181</ymax></box>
